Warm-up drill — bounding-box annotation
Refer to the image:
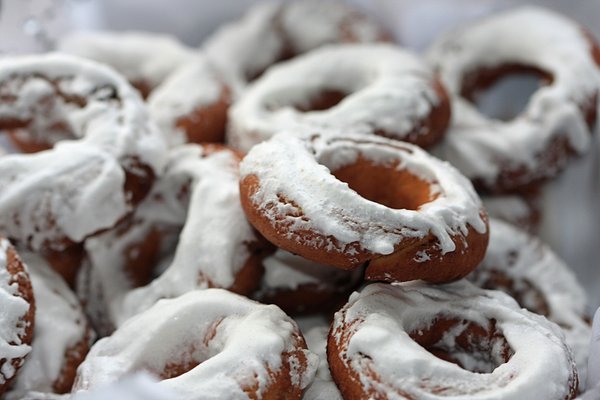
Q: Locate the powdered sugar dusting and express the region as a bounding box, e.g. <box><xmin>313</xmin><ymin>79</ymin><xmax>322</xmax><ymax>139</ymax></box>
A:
<box><xmin>0</xmin><ymin>239</ymin><xmax>32</xmax><ymax>385</ymax></box>
<box><xmin>58</xmin><ymin>31</ymin><xmax>195</xmax><ymax>91</ymax></box>
<box><xmin>73</xmin><ymin>289</ymin><xmax>317</xmax><ymax>399</ymax></box>
<box><xmin>241</xmin><ymin>133</ymin><xmax>486</xmax><ymax>257</ymax></box>
<box><xmin>428</xmin><ymin>6</ymin><xmax>600</xmax><ymax>188</ymax></box>
<box><xmin>228</xmin><ymin>44</ymin><xmax>441</xmax><ymax>152</ymax></box>
<box><xmin>0</xmin><ymin>53</ymin><xmax>166</xmax><ymax>249</ymax></box>
<box><xmin>117</xmin><ymin>145</ymin><xmax>257</xmax><ymax>325</ymax></box>
<box><xmin>7</xmin><ymin>252</ymin><xmax>91</xmax><ymax>398</ymax></box>
<box><xmin>333</xmin><ymin>281</ymin><xmax>576</xmax><ymax>399</ymax></box>
<box><xmin>467</xmin><ymin>218</ymin><xmax>591</xmax><ymax>386</ymax></box>
<box><xmin>148</xmin><ymin>55</ymin><xmax>224</xmax><ymax>147</ymax></box>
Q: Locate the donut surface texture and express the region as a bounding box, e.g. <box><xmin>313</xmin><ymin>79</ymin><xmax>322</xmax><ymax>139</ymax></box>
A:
<box><xmin>58</xmin><ymin>31</ymin><xmax>194</xmax><ymax>98</ymax></box>
<box><xmin>6</xmin><ymin>252</ymin><xmax>93</xmax><ymax>398</ymax></box>
<box><xmin>107</xmin><ymin>144</ymin><xmax>269</xmax><ymax>326</ymax></box>
<box><xmin>203</xmin><ymin>0</ymin><xmax>391</xmax><ymax>96</ymax></box>
<box><xmin>0</xmin><ymin>239</ymin><xmax>35</xmax><ymax>396</ymax></box>
<box><xmin>73</xmin><ymin>289</ymin><xmax>318</xmax><ymax>400</ymax></box>
<box><xmin>240</xmin><ymin>133</ymin><xmax>489</xmax><ymax>283</ymax></box>
<box><xmin>0</xmin><ymin>53</ymin><xmax>165</xmax><ymax>254</ymax></box>
<box><xmin>148</xmin><ymin>55</ymin><xmax>230</xmax><ymax>146</ymax></box>
<box><xmin>428</xmin><ymin>6</ymin><xmax>600</xmax><ymax>192</ymax></box>
<box><xmin>228</xmin><ymin>44</ymin><xmax>450</xmax><ymax>152</ymax></box>
<box><xmin>467</xmin><ymin>218</ymin><xmax>591</xmax><ymax>387</ymax></box>
<box><xmin>328</xmin><ymin>281</ymin><xmax>579</xmax><ymax>399</ymax></box>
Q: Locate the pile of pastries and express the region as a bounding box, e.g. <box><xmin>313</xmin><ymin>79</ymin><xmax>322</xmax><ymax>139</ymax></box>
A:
<box><xmin>0</xmin><ymin>1</ymin><xmax>597</xmax><ymax>399</ymax></box>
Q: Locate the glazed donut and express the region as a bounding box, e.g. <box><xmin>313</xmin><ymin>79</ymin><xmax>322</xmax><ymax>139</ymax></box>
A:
<box><xmin>481</xmin><ymin>193</ymin><xmax>540</xmax><ymax>232</ymax></box>
<box><xmin>0</xmin><ymin>54</ymin><xmax>165</xmax><ymax>259</ymax></box>
<box><xmin>251</xmin><ymin>249</ymin><xmax>362</xmax><ymax>315</ymax></box>
<box><xmin>303</xmin><ymin>326</ymin><xmax>342</xmax><ymax>400</ymax></box>
<box><xmin>467</xmin><ymin>218</ymin><xmax>591</xmax><ymax>387</ymax></box>
<box><xmin>86</xmin><ymin>144</ymin><xmax>270</xmax><ymax>327</ymax></box>
<box><xmin>6</xmin><ymin>253</ymin><xmax>94</xmax><ymax>398</ymax></box>
<box><xmin>0</xmin><ymin>239</ymin><xmax>35</xmax><ymax>396</ymax></box>
<box><xmin>203</xmin><ymin>0</ymin><xmax>391</xmax><ymax>95</ymax></box>
<box><xmin>58</xmin><ymin>31</ymin><xmax>195</xmax><ymax>98</ymax></box>
<box><xmin>73</xmin><ymin>289</ymin><xmax>318</xmax><ymax>399</ymax></box>
<box><xmin>428</xmin><ymin>6</ymin><xmax>600</xmax><ymax>193</ymax></box>
<box><xmin>240</xmin><ymin>133</ymin><xmax>489</xmax><ymax>283</ymax></box>
<box><xmin>328</xmin><ymin>281</ymin><xmax>579</xmax><ymax>399</ymax></box>
<box><xmin>148</xmin><ymin>55</ymin><xmax>231</xmax><ymax>146</ymax></box>
<box><xmin>228</xmin><ymin>44</ymin><xmax>451</xmax><ymax>152</ymax></box>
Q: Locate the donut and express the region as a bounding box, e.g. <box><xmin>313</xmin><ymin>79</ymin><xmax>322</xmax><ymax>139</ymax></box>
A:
<box><xmin>251</xmin><ymin>249</ymin><xmax>362</xmax><ymax>316</ymax></box>
<box><xmin>239</xmin><ymin>132</ymin><xmax>489</xmax><ymax>283</ymax></box>
<box><xmin>58</xmin><ymin>31</ymin><xmax>195</xmax><ymax>98</ymax></box>
<box><xmin>328</xmin><ymin>281</ymin><xmax>579</xmax><ymax>399</ymax></box>
<box><xmin>0</xmin><ymin>54</ymin><xmax>165</xmax><ymax>265</ymax></box>
<box><xmin>148</xmin><ymin>55</ymin><xmax>231</xmax><ymax>146</ymax></box>
<box><xmin>428</xmin><ymin>6</ymin><xmax>600</xmax><ymax>193</ymax></box>
<box><xmin>85</xmin><ymin>144</ymin><xmax>270</xmax><ymax>327</ymax></box>
<box><xmin>203</xmin><ymin>0</ymin><xmax>391</xmax><ymax>96</ymax></box>
<box><xmin>467</xmin><ymin>218</ymin><xmax>591</xmax><ymax>388</ymax></box>
<box><xmin>481</xmin><ymin>193</ymin><xmax>540</xmax><ymax>232</ymax></box>
<box><xmin>227</xmin><ymin>44</ymin><xmax>451</xmax><ymax>152</ymax></box>
<box><xmin>73</xmin><ymin>289</ymin><xmax>318</xmax><ymax>399</ymax></box>
<box><xmin>6</xmin><ymin>253</ymin><xmax>94</xmax><ymax>398</ymax></box>
<box><xmin>0</xmin><ymin>239</ymin><xmax>35</xmax><ymax>396</ymax></box>
<box><xmin>303</xmin><ymin>326</ymin><xmax>342</xmax><ymax>400</ymax></box>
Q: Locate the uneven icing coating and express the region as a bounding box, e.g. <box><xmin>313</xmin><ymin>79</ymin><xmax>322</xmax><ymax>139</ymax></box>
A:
<box><xmin>108</xmin><ymin>145</ymin><xmax>263</xmax><ymax>326</ymax></box>
<box><xmin>467</xmin><ymin>218</ymin><xmax>591</xmax><ymax>387</ymax></box>
<box><xmin>58</xmin><ymin>31</ymin><xmax>195</xmax><ymax>95</ymax></box>
<box><xmin>148</xmin><ymin>55</ymin><xmax>228</xmax><ymax>146</ymax></box>
<box><xmin>203</xmin><ymin>0</ymin><xmax>389</xmax><ymax>96</ymax></box>
<box><xmin>329</xmin><ymin>281</ymin><xmax>578</xmax><ymax>399</ymax></box>
<box><xmin>0</xmin><ymin>53</ymin><xmax>165</xmax><ymax>251</ymax></box>
<box><xmin>428</xmin><ymin>6</ymin><xmax>600</xmax><ymax>192</ymax></box>
<box><xmin>228</xmin><ymin>43</ymin><xmax>447</xmax><ymax>152</ymax></box>
<box><xmin>0</xmin><ymin>239</ymin><xmax>33</xmax><ymax>390</ymax></box>
<box><xmin>303</xmin><ymin>326</ymin><xmax>342</xmax><ymax>400</ymax></box>
<box><xmin>73</xmin><ymin>289</ymin><xmax>318</xmax><ymax>399</ymax></box>
<box><xmin>7</xmin><ymin>252</ymin><xmax>92</xmax><ymax>398</ymax></box>
<box><xmin>240</xmin><ymin>133</ymin><xmax>487</xmax><ymax>269</ymax></box>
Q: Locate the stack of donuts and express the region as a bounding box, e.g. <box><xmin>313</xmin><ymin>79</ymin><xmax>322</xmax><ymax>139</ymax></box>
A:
<box><xmin>0</xmin><ymin>1</ymin><xmax>598</xmax><ymax>399</ymax></box>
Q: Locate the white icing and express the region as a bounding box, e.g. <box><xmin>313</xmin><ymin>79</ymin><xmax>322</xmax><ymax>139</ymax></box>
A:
<box><xmin>0</xmin><ymin>239</ymin><xmax>31</xmax><ymax>385</ymax></box>
<box><xmin>240</xmin><ymin>133</ymin><xmax>486</xmax><ymax>260</ymax></box>
<box><xmin>148</xmin><ymin>55</ymin><xmax>225</xmax><ymax>147</ymax></box>
<box><xmin>6</xmin><ymin>252</ymin><xmax>91</xmax><ymax>398</ymax></box>
<box><xmin>428</xmin><ymin>6</ymin><xmax>600</xmax><ymax>188</ymax></box>
<box><xmin>113</xmin><ymin>145</ymin><xmax>258</xmax><ymax>326</ymax></box>
<box><xmin>332</xmin><ymin>281</ymin><xmax>577</xmax><ymax>399</ymax></box>
<box><xmin>73</xmin><ymin>289</ymin><xmax>318</xmax><ymax>399</ymax></box>
<box><xmin>303</xmin><ymin>326</ymin><xmax>342</xmax><ymax>400</ymax></box>
<box><xmin>467</xmin><ymin>218</ymin><xmax>591</xmax><ymax>387</ymax></box>
<box><xmin>0</xmin><ymin>53</ymin><xmax>166</xmax><ymax>249</ymax></box>
<box><xmin>203</xmin><ymin>1</ymin><xmax>283</xmax><ymax>96</ymax></box>
<box><xmin>203</xmin><ymin>0</ymin><xmax>388</xmax><ymax>97</ymax></box>
<box><xmin>227</xmin><ymin>43</ymin><xmax>441</xmax><ymax>152</ymax></box>
<box><xmin>58</xmin><ymin>31</ymin><xmax>195</xmax><ymax>91</ymax></box>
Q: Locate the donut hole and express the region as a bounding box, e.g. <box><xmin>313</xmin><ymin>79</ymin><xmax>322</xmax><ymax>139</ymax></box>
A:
<box><xmin>265</xmin><ymin>88</ymin><xmax>348</xmax><ymax>113</ymax></box>
<box><xmin>331</xmin><ymin>158</ymin><xmax>437</xmax><ymax>210</ymax></box>
<box><xmin>410</xmin><ymin>317</ymin><xmax>513</xmax><ymax>374</ymax></box>
<box><xmin>294</xmin><ymin>89</ymin><xmax>348</xmax><ymax>112</ymax></box>
<box><xmin>461</xmin><ymin>65</ymin><xmax>553</xmax><ymax>121</ymax></box>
